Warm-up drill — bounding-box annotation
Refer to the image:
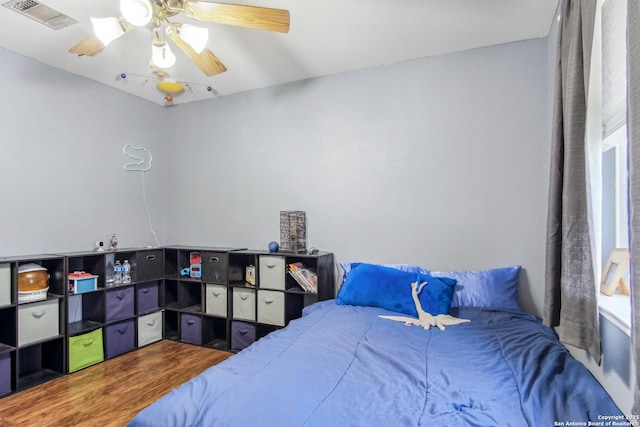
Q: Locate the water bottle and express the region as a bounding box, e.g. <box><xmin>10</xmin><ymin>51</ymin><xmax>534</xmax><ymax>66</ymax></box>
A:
<box><xmin>122</xmin><ymin>260</ymin><xmax>131</xmax><ymax>284</ymax></box>
<box><xmin>106</xmin><ymin>255</ymin><xmax>115</xmax><ymax>284</ymax></box>
<box><xmin>114</xmin><ymin>260</ymin><xmax>122</xmax><ymax>284</ymax></box>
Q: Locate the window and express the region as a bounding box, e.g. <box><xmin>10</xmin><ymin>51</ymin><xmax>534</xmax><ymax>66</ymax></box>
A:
<box><xmin>598</xmin><ymin>0</ymin><xmax>630</xmax><ymax>334</ymax></box>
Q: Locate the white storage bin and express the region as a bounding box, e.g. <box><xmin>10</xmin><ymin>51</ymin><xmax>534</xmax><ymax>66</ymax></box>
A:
<box><xmin>259</xmin><ymin>256</ymin><xmax>285</xmax><ymax>290</ymax></box>
<box><xmin>257</xmin><ymin>290</ymin><xmax>285</xmax><ymax>326</ymax></box>
<box><xmin>232</xmin><ymin>288</ymin><xmax>255</xmax><ymax>321</ymax></box>
<box><xmin>205</xmin><ymin>284</ymin><xmax>227</xmax><ymax>317</ymax></box>
<box><xmin>0</xmin><ymin>264</ymin><xmax>11</xmax><ymax>306</ymax></box>
<box><xmin>137</xmin><ymin>311</ymin><xmax>163</xmax><ymax>347</ymax></box>
<box><xmin>18</xmin><ymin>299</ymin><xmax>59</xmax><ymax>346</ymax></box>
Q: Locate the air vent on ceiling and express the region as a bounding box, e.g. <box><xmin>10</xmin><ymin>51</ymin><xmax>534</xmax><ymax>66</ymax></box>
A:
<box><xmin>2</xmin><ymin>0</ymin><xmax>77</xmax><ymax>30</ymax></box>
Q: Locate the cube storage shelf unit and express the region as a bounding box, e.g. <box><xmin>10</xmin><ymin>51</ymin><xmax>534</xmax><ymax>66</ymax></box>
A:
<box><xmin>0</xmin><ymin>246</ymin><xmax>334</xmax><ymax>399</ymax></box>
<box><xmin>0</xmin><ymin>255</ymin><xmax>66</xmax><ymax>398</ymax></box>
<box><xmin>163</xmin><ymin>247</ymin><xmax>334</xmax><ymax>353</ymax></box>
<box><xmin>64</xmin><ymin>248</ymin><xmax>165</xmax><ymax>374</ymax></box>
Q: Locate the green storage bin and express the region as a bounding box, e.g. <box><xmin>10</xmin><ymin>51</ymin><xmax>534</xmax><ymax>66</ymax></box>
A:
<box><xmin>68</xmin><ymin>329</ymin><xmax>104</xmax><ymax>373</ymax></box>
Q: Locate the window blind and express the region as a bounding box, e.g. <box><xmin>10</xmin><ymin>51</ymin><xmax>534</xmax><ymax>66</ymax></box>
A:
<box><xmin>601</xmin><ymin>0</ymin><xmax>627</xmax><ymax>139</ymax></box>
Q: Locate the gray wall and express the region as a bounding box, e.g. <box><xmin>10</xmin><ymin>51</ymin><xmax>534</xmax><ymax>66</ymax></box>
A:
<box><xmin>0</xmin><ymin>28</ymin><xmax>631</xmax><ymax>413</ymax></box>
<box><xmin>0</xmin><ymin>48</ymin><xmax>168</xmax><ymax>255</ymax></box>
<box><xmin>0</xmin><ymin>40</ymin><xmax>551</xmax><ymax>316</ymax></box>
<box><xmin>164</xmin><ymin>39</ymin><xmax>551</xmax><ymax>317</ymax></box>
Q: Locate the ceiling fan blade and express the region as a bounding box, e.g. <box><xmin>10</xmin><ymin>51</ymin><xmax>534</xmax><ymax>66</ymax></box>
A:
<box><xmin>169</xmin><ymin>30</ymin><xmax>227</xmax><ymax>76</ymax></box>
<box><xmin>185</xmin><ymin>2</ymin><xmax>290</xmax><ymax>33</ymax></box>
<box><xmin>69</xmin><ymin>35</ymin><xmax>105</xmax><ymax>57</ymax></box>
<box><xmin>69</xmin><ymin>19</ymin><xmax>133</xmax><ymax>57</ymax></box>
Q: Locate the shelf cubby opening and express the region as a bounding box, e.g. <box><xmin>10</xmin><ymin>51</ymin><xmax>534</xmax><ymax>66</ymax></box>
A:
<box><xmin>17</xmin><ymin>338</ymin><xmax>64</xmax><ymax>391</ymax></box>
<box><xmin>202</xmin><ymin>316</ymin><xmax>227</xmax><ymax>350</ymax></box>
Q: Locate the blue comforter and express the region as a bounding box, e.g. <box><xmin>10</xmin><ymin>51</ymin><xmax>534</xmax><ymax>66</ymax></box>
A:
<box><xmin>129</xmin><ymin>301</ymin><xmax>622</xmax><ymax>426</ymax></box>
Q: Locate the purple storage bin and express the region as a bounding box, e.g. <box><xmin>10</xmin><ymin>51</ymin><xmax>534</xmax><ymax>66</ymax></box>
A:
<box><xmin>105</xmin><ymin>286</ymin><xmax>134</xmax><ymax>322</ymax></box>
<box><xmin>0</xmin><ymin>352</ymin><xmax>11</xmax><ymax>396</ymax></box>
<box><xmin>137</xmin><ymin>281</ymin><xmax>159</xmax><ymax>314</ymax></box>
<box><xmin>231</xmin><ymin>321</ymin><xmax>256</xmax><ymax>352</ymax></box>
<box><xmin>181</xmin><ymin>313</ymin><xmax>202</xmax><ymax>345</ymax></box>
<box><xmin>105</xmin><ymin>319</ymin><xmax>135</xmax><ymax>359</ymax></box>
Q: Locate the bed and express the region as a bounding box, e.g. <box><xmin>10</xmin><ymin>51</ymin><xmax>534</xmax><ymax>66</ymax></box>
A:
<box><xmin>128</xmin><ymin>263</ymin><xmax>624</xmax><ymax>427</ymax></box>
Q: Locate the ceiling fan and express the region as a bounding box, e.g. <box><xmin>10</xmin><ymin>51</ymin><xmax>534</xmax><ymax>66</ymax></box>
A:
<box><xmin>69</xmin><ymin>0</ymin><xmax>290</xmax><ymax>77</ymax></box>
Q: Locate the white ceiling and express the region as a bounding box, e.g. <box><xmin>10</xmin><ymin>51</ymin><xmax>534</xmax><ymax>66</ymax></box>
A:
<box><xmin>0</xmin><ymin>0</ymin><xmax>559</xmax><ymax>106</ymax></box>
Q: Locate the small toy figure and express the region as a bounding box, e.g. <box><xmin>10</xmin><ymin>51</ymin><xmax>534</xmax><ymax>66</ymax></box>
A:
<box><xmin>108</xmin><ymin>233</ymin><xmax>118</xmax><ymax>252</ymax></box>
<box><xmin>379</xmin><ymin>281</ymin><xmax>471</xmax><ymax>330</ymax></box>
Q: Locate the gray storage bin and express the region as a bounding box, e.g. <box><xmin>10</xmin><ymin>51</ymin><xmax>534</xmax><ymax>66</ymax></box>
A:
<box><xmin>0</xmin><ymin>264</ymin><xmax>11</xmax><ymax>306</ymax></box>
<box><xmin>137</xmin><ymin>311</ymin><xmax>163</xmax><ymax>347</ymax></box>
<box><xmin>232</xmin><ymin>288</ymin><xmax>255</xmax><ymax>321</ymax></box>
<box><xmin>259</xmin><ymin>256</ymin><xmax>286</xmax><ymax>290</ymax></box>
<box><xmin>257</xmin><ymin>290</ymin><xmax>285</xmax><ymax>326</ymax></box>
<box><xmin>205</xmin><ymin>284</ymin><xmax>227</xmax><ymax>317</ymax></box>
<box><xmin>18</xmin><ymin>299</ymin><xmax>59</xmax><ymax>346</ymax></box>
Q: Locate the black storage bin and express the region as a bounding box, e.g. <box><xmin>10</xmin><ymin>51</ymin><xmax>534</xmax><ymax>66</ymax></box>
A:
<box><xmin>134</xmin><ymin>250</ymin><xmax>164</xmax><ymax>282</ymax></box>
<box><xmin>201</xmin><ymin>252</ymin><xmax>228</xmax><ymax>284</ymax></box>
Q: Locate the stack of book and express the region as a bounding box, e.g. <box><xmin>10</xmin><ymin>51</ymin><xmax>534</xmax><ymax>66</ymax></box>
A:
<box><xmin>287</xmin><ymin>262</ymin><xmax>317</xmax><ymax>293</ymax></box>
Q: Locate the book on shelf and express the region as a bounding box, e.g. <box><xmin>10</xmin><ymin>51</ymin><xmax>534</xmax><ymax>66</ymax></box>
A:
<box><xmin>287</xmin><ymin>262</ymin><xmax>318</xmax><ymax>294</ymax></box>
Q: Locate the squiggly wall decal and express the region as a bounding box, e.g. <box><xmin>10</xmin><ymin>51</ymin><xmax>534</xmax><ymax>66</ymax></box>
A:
<box><xmin>123</xmin><ymin>144</ymin><xmax>153</xmax><ymax>172</ymax></box>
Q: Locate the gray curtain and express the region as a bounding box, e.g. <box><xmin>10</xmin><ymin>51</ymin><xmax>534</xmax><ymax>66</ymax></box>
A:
<box><xmin>544</xmin><ymin>0</ymin><xmax>602</xmax><ymax>364</ymax></box>
<box><xmin>627</xmin><ymin>0</ymin><xmax>640</xmax><ymax>414</ymax></box>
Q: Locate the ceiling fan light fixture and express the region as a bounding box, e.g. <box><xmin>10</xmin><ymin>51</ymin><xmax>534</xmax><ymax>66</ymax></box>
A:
<box><xmin>91</xmin><ymin>17</ymin><xmax>125</xmax><ymax>46</ymax></box>
<box><xmin>151</xmin><ymin>42</ymin><xmax>176</xmax><ymax>69</ymax></box>
<box><xmin>120</xmin><ymin>0</ymin><xmax>153</xmax><ymax>26</ymax></box>
<box><xmin>177</xmin><ymin>24</ymin><xmax>208</xmax><ymax>54</ymax></box>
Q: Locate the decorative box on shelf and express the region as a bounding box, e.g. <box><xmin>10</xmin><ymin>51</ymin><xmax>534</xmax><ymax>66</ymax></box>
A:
<box><xmin>246</xmin><ymin>265</ymin><xmax>256</xmax><ymax>287</ymax></box>
<box><xmin>68</xmin><ymin>272</ymin><xmax>98</xmax><ymax>294</ymax></box>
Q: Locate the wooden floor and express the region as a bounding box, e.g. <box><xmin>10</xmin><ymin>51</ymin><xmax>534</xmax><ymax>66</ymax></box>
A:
<box><xmin>0</xmin><ymin>340</ymin><xmax>233</xmax><ymax>427</ymax></box>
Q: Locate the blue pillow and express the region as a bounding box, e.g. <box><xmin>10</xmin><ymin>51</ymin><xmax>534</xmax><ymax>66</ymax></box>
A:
<box><xmin>340</xmin><ymin>262</ymin><xmax>430</xmax><ymax>282</ymax></box>
<box><xmin>431</xmin><ymin>266</ymin><xmax>522</xmax><ymax>312</ymax></box>
<box><xmin>336</xmin><ymin>263</ymin><xmax>455</xmax><ymax>317</ymax></box>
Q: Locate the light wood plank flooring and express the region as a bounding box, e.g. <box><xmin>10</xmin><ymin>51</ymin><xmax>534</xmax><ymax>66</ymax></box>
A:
<box><xmin>0</xmin><ymin>340</ymin><xmax>233</xmax><ymax>427</ymax></box>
